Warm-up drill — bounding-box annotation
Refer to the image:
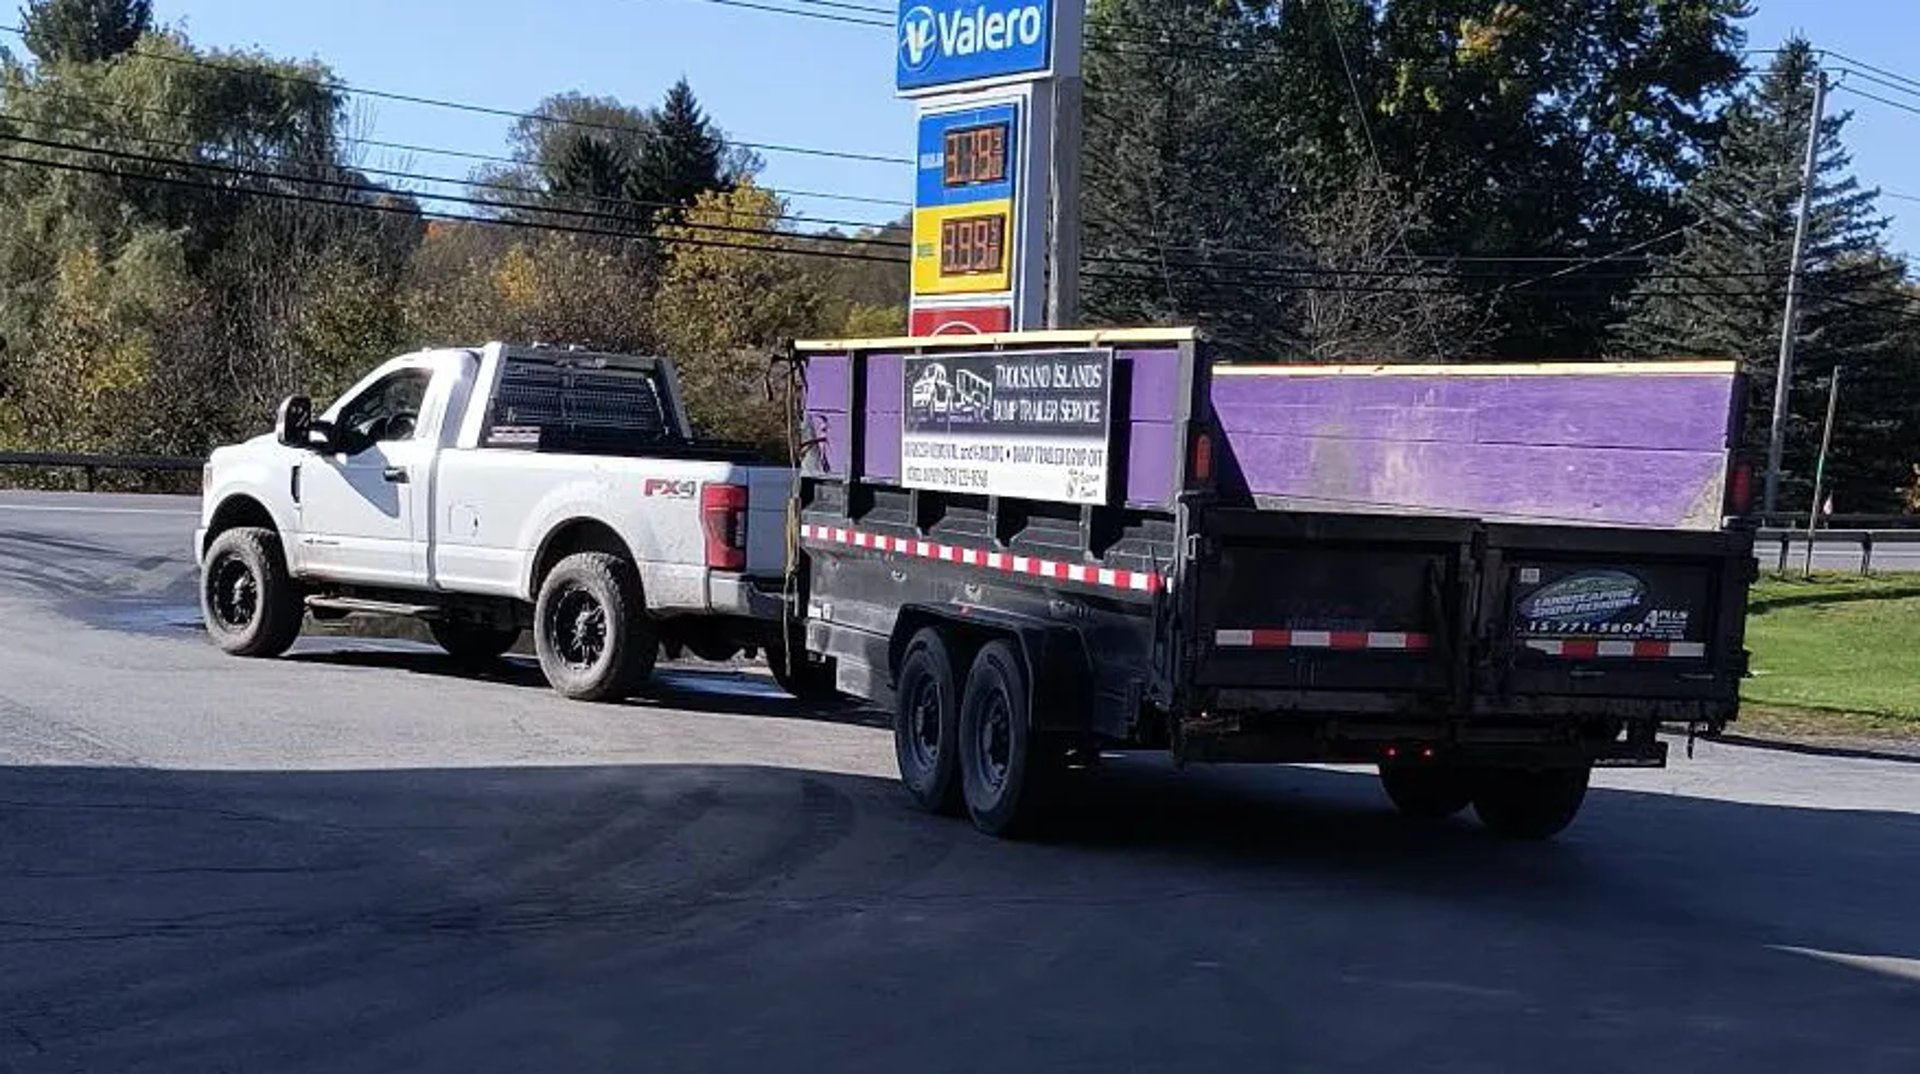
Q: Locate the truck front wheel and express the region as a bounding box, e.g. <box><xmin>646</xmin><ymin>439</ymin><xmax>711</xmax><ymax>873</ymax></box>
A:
<box><xmin>533</xmin><ymin>552</ymin><xmax>656</xmax><ymax>702</ymax></box>
<box><xmin>958</xmin><ymin>640</ymin><xmax>1051</xmax><ymax>838</ymax></box>
<box><xmin>894</xmin><ymin>628</ymin><xmax>960</xmax><ymax>815</ymax></box>
<box><xmin>200</xmin><ymin>527</ymin><xmax>303</xmax><ymax>658</ymax></box>
<box><xmin>1379</xmin><ymin>764</ymin><xmax>1475</xmax><ymax>820</ymax></box>
<box><xmin>1473</xmin><ymin>766</ymin><xmax>1591</xmax><ymax>840</ymax></box>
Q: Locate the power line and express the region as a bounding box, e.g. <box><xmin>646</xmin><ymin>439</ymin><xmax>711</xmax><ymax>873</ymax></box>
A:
<box><xmin>0</xmin><ymin>81</ymin><xmax>912</xmax><ymax>211</ymax></box>
<box><xmin>0</xmin><ymin>137</ymin><xmax>911</xmax><ymax>262</ymax></box>
<box><xmin>663</xmin><ymin>0</ymin><xmax>891</xmax><ymax>27</ymax></box>
<box><xmin>1832</xmin><ymin>83</ymin><xmax>1920</xmax><ymax>119</ymax></box>
<box><xmin>0</xmin><ymin>112</ymin><xmax>905</xmax><ymax>231</ymax></box>
<box><xmin>0</xmin><ymin>23</ymin><xmax>912</xmax><ymax>167</ymax></box>
<box><xmin>1823</xmin><ymin>50</ymin><xmax>1920</xmax><ymax>95</ymax></box>
<box><xmin>0</xmin><ymin>148</ymin><xmax>910</xmax><ymax>264</ymax></box>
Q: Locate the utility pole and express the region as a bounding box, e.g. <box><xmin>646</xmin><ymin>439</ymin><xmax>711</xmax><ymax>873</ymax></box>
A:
<box><xmin>1764</xmin><ymin>67</ymin><xmax>1827</xmax><ymax>516</ymax></box>
<box><xmin>1802</xmin><ymin>365</ymin><xmax>1842</xmax><ymax>578</ymax></box>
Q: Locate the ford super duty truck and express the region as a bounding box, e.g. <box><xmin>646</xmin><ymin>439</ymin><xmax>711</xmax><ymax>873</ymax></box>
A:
<box><xmin>197</xmin><ymin>342</ymin><xmax>811</xmax><ymax>701</ymax></box>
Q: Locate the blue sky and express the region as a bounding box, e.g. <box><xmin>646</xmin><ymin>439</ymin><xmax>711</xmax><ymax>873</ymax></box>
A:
<box><xmin>126</xmin><ymin>1</ymin><xmax>1920</xmax><ymax>254</ymax></box>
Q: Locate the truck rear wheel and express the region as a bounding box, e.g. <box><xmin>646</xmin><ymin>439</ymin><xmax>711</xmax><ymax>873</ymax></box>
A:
<box><xmin>958</xmin><ymin>640</ymin><xmax>1051</xmax><ymax>838</ymax></box>
<box><xmin>430</xmin><ymin>621</ymin><xmax>522</xmax><ymax>665</ymax></box>
<box><xmin>1379</xmin><ymin>764</ymin><xmax>1475</xmax><ymax>820</ymax></box>
<box><xmin>533</xmin><ymin>552</ymin><xmax>656</xmax><ymax>702</ymax></box>
<box><xmin>1473</xmin><ymin>766</ymin><xmax>1591</xmax><ymax>840</ymax></box>
<box><xmin>200</xmin><ymin>527</ymin><xmax>303</xmax><ymax>658</ymax></box>
<box><xmin>893</xmin><ymin>628</ymin><xmax>960</xmax><ymax>815</ymax></box>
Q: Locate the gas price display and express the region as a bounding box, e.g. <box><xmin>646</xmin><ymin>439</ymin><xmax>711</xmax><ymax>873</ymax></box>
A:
<box><xmin>938</xmin><ymin>214</ymin><xmax>1007</xmax><ymax>277</ymax></box>
<box><xmin>942</xmin><ymin>123</ymin><xmax>1009</xmax><ymax>187</ymax></box>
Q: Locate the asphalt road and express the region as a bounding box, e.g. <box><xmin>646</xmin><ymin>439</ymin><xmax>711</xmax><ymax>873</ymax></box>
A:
<box><xmin>2</xmin><ymin>490</ymin><xmax>1917</xmax><ymax>1073</ymax></box>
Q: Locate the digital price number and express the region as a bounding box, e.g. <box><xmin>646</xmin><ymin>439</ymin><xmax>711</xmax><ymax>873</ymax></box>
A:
<box><xmin>938</xmin><ymin>214</ymin><xmax>1007</xmax><ymax>277</ymax></box>
<box><xmin>942</xmin><ymin>123</ymin><xmax>1009</xmax><ymax>188</ymax></box>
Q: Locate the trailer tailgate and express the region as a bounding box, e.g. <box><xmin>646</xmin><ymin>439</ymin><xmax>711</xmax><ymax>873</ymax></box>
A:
<box><xmin>1476</xmin><ymin>523</ymin><xmax>1754</xmax><ymax>716</ymax></box>
<box><xmin>1186</xmin><ymin>508</ymin><xmax>1476</xmax><ymax>706</ymax></box>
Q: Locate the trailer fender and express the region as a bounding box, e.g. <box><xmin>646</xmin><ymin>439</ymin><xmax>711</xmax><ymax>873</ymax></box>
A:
<box><xmin>888</xmin><ymin>604</ymin><xmax>1094</xmax><ymax>737</ymax></box>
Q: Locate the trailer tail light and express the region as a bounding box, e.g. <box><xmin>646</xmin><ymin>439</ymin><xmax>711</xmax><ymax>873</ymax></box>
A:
<box><xmin>700</xmin><ymin>483</ymin><xmax>748</xmax><ymax>572</ymax></box>
<box><xmin>1725</xmin><ymin>457</ymin><xmax>1755</xmax><ymax>519</ymax></box>
<box><xmin>1188</xmin><ymin>429</ymin><xmax>1215</xmax><ymax>489</ymax></box>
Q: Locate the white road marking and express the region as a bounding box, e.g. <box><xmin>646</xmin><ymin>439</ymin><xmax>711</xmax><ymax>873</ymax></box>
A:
<box><xmin>0</xmin><ymin>504</ymin><xmax>198</xmax><ymax>517</ymax></box>
<box><xmin>1773</xmin><ymin>946</ymin><xmax>1920</xmax><ymax>984</ymax></box>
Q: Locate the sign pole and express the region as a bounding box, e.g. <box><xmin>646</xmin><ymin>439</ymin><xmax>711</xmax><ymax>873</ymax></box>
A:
<box><xmin>1802</xmin><ymin>365</ymin><xmax>1841</xmax><ymax>578</ymax></box>
<box><xmin>1045</xmin><ymin>3</ymin><xmax>1084</xmax><ymax>329</ymax></box>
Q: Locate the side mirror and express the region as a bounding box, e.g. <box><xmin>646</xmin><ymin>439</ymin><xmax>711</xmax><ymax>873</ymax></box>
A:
<box><xmin>276</xmin><ymin>395</ymin><xmax>313</xmax><ymax>448</ymax></box>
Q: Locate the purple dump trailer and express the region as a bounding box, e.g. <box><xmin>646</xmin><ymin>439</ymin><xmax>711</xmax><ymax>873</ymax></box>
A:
<box><xmin>788</xmin><ymin>329</ymin><xmax>1756</xmax><ymax>840</ymax></box>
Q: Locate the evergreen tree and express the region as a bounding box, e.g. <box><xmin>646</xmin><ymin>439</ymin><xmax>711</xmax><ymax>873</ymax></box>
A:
<box><xmin>20</xmin><ymin>0</ymin><xmax>151</xmax><ymax>64</ymax></box>
<box><xmin>632</xmin><ymin>78</ymin><xmax>727</xmax><ymax>216</ymax></box>
<box><xmin>1620</xmin><ymin>39</ymin><xmax>1912</xmax><ymax>511</ymax></box>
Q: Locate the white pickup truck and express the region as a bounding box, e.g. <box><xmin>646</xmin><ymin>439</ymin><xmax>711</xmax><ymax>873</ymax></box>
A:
<box><xmin>196</xmin><ymin>342</ymin><xmax>829</xmax><ymax>701</ymax></box>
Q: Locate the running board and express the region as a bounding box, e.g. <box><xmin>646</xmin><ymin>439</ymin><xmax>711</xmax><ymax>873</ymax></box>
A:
<box><xmin>305</xmin><ymin>595</ymin><xmax>442</xmax><ymax>619</ymax></box>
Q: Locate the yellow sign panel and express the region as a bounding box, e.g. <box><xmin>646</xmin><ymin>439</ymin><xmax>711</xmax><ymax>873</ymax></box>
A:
<box><xmin>912</xmin><ymin>199</ymin><xmax>1014</xmax><ymax>296</ymax></box>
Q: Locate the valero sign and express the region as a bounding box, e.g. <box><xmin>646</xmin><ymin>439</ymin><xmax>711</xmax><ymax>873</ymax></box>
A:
<box><xmin>897</xmin><ymin>0</ymin><xmax>1055</xmax><ymax>94</ymax></box>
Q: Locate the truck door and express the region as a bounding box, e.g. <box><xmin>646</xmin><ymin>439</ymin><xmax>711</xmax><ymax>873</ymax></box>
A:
<box><xmin>298</xmin><ymin>364</ymin><xmax>436</xmax><ymax>585</ymax></box>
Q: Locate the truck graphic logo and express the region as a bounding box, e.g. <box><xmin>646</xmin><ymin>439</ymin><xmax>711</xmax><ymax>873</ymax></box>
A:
<box><xmin>1517</xmin><ymin>570</ymin><xmax>1646</xmax><ymax>625</ymax></box>
<box><xmin>910</xmin><ymin>362</ymin><xmax>994</xmax><ymax>421</ymax></box>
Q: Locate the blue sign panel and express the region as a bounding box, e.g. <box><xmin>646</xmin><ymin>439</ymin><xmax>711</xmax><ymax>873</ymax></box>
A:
<box><xmin>897</xmin><ymin>0</ymin><xmax>1054</xmax><ymax>94</ymax></box>
<box><xmin>915</xmin><ymin>103</ymin><xmax>1019</xmax><ymax>208</ymax></box>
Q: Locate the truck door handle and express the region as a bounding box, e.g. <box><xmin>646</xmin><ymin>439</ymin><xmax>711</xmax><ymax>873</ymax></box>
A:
<box><xmin>383</xmin><ymin>466</ymin><xmax>410</xmax><ymax>484</ymax></box>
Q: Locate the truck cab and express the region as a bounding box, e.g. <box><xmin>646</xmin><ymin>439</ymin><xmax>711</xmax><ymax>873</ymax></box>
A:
<box><xmin>197</xmin><ymin>343</ymin><xmax>806</xmax><ymax>701</ymax></box>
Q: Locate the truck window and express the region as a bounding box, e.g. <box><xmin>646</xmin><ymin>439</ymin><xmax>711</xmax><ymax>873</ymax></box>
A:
<box><xmin>483</xmin><ymin>355</ymin><xmax>681</xmax><ymax>451</ymax></box>
<box><xmin>333</xmin><ymin>368</ymin><xmax>433</xmax><ymax>455</ymax></box>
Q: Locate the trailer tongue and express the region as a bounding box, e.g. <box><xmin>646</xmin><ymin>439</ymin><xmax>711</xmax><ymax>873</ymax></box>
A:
<box><xmin>790</xmin><ymin>329</ymin><xmax>1755</xmax><ymax>840</ymax></box>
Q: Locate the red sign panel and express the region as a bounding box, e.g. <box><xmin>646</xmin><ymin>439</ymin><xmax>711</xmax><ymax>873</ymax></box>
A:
<box><xmin>910</xmin><ymin>304</ymin><xmax>1012</xmax><ymax>337</ymax></box>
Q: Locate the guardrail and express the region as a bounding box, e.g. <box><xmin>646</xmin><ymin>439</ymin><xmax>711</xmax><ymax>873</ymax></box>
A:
<box><xmin>1756</xmin><ymin>527</ymin><xmax>1920</xmax><ymax>575</ymax></box>
<box><xmin>1755</xmin><ymin>512</ymin><xmax>1920</xmax><ymax>530</ymax></box>
<box><xmin>0</xmin><ymin>451</ymin><xmax>204</xmax><ymax>492</ymax></box>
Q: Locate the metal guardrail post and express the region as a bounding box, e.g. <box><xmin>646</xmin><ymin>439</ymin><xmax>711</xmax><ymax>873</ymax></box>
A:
<box><xmin>1861</xmin><ymin>532</ymin><xmax>1874</xmax><ymax>576</ymax></box>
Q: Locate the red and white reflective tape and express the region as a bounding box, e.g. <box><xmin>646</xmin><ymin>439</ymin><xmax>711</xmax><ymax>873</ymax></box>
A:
<box><xmin>1525</xmin><ymin>639</ymin><xmax>1707</xmax><ymax>659</ymax></box>
<box><xmin>799</xmin><ymin>523</ymin><xmax>1163</xmax><ymax>594</ymax></box>
<box><xmin>1214</xmin><ymin>629</ymin><xmax>1431</xmax><ymax>652</ymax></box>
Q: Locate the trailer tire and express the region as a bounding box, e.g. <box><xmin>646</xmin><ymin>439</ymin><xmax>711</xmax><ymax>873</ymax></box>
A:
<box><xmin>1473</xmin><ymin>766</ymin><xmax>1591</xmax><ymax>840</ymax></box>
<box><xmin>958</xmin><ymin>640</ymin><xmax>1051</xmax><ymax>838</ymax></box>
<box><xmin>200</xmin><ymin>527</ymin><xmax>303</xmax><ymax>658</ymax></box>
<box><xmin>533</xmin><ymin>552</ymin><xmax>656</xmax><ymax>702</ymax></box>
<box><xmin>430</xmin><ymin>621</ymin><xmax>522</xmax><ymax>665</ymax></box>
<box><xmin>1379</xmin><ymin>764</ymin><xmax>1474</xmax><ymax>820</ymax></box>
<box><xmin>894</xmin><ymin>628</ymin><xmax>961</xmax><ymax>815</ymax></box>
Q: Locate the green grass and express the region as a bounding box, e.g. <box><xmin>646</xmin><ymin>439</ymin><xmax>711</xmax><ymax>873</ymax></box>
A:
<box><xmin>1741</xmin><ymin>573</ymin><xmax>1920</xmax><ymax>732</ymax></box>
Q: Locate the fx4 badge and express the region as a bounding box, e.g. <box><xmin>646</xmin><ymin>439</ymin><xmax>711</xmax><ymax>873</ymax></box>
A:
<box><xmin>643</xmin><ymin>478</ymin><xmax>698</xmax><ymax>499</ymax></box>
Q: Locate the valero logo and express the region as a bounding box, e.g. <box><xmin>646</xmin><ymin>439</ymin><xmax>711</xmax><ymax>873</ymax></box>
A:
<box><xmin>897</xmin><ymin>1</ymin><xmax>1052</xmax><ymax>92</ymax></box>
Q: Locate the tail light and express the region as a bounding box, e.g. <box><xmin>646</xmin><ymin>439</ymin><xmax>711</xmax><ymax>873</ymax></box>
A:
<box><xmin>1188</xmin><ymin>428</ymin><xmax>1215</xmax><ymax>490</ymax></box>
<box><xmin>1725</xmin><ymin>457</ymin><xmax>1755</xmax><ymax>520</ymax></box>
<box><xmin>700</xmin><ymin>483</ymin><xmax>748</xmax><ymax>571</ymax></box>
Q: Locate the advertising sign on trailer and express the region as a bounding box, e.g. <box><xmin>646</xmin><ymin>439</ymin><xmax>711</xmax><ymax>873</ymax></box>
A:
<box><xmin>900</xmin><ymin>348</ymin><xmax>1112</xmax><ymax>504</ymax></box>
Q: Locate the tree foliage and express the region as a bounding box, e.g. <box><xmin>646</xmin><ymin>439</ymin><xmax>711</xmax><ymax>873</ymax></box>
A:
<box><xmin>20</xmin><ymin>0</ymin><xmax>151</xmax><ymax>64</ymax></box>
<box><xmin>1621</xmin><ymin>41</ymin><xmax>1916</xmax><ymax>511</ymax></box>
<box><xmin>1082</xmin><ymin>0</ymin><xmax>1754</xmax><ymax>361</ymax></box>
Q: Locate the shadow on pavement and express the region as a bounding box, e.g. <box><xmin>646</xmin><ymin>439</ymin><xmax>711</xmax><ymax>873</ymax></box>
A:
<box><xmin>2</xmin><ymin>758</ymin><xmax>1916</xmax><ymax>1074</ymax></box>
<box><xmin>282</xmin><ymin>647</ymin><xmax>886</xmax><ymax>728</ymax></box>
